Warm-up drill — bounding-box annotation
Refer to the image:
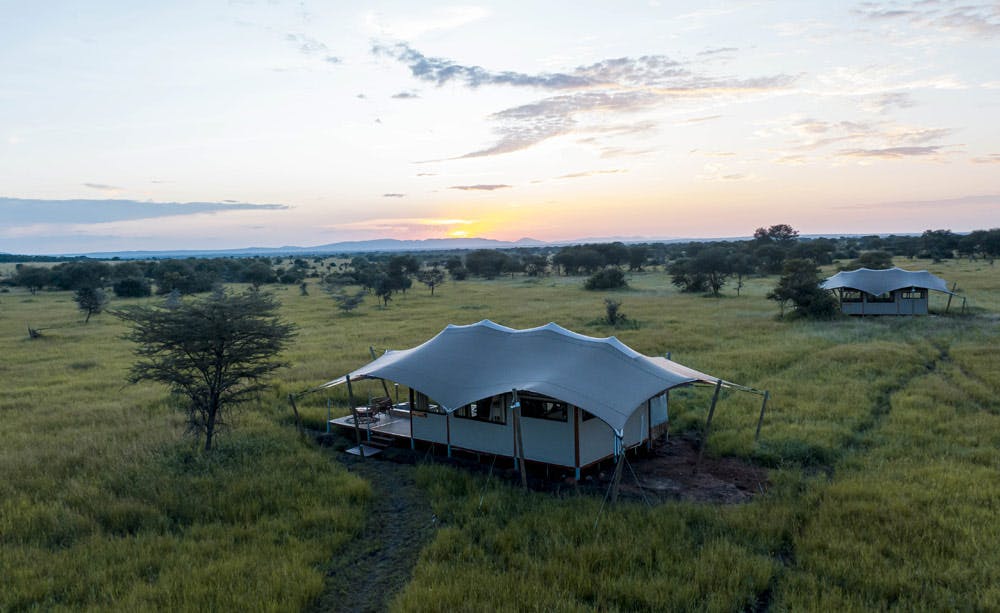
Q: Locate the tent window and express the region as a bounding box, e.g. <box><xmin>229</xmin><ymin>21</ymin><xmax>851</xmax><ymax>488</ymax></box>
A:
<box><xmin>841</xmin><ymin>290</ymin><xmax>863</xmax><ymax>303</ymax></box>
<box><xmin>581</xmin><ymin>409</ymin><xmax>598</xmax><ymax>422</ymax></box>
<box><xmin>868</xmin><ymin>291</ymin><xmax>894</xmax><ymax>303</ymax></box>
<box><xmin>415</xmin><ymin>392</ymin><xmax>445</xmax><ymax>415</ymax></box>
<box><xmin>902</xmin><ymin>289</ymin><xmax>925</xmax><ymax>300</ymax></box>
<box><xmin>455</xmin><ymin>394</ymin><xmax>507</xmax><ymax>425</ymax></box>
<box><xmin>519</xmin><ymin>393</ymin><xmax>568</xmax><ymax>422</ymax></box>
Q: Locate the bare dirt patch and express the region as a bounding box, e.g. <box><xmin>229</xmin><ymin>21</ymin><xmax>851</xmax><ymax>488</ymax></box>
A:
<box><xmin>612</xmin><ymin>433</ymin><xmax>769</xmax><ymax>504</ymax></box>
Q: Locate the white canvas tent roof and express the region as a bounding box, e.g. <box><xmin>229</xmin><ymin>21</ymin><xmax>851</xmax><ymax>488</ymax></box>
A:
<box><xmin>821</xmin><ymin>267</ymin><xmax>954</xmax><ymax>295</ymax></box>
<box><xmin>317</xmin><ymin>320</ymin><xmax>749</xmax><ymax>435</ymax></box>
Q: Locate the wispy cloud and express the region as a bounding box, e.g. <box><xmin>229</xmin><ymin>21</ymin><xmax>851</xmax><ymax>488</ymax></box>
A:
<box><xmin>449</xmin><ymin>184</ymin><xmax>511</xmax><ymax>191</ymax></box>
<box><xmin>330</xmin><ymin>217</ymin><xmax>476</xmax><ymax>234</ymax></box>
<box><xmin>860</xmin><ymin>91</ymin><xmax>916</xmax><ymax>113</ymax></box>
<box><xmin>972</xmin><ymin>153</ymin><xmax>1000</xmax><ymax>164</ymax></box>
<box><xmin>286</xmin><ymin>33</ymin><xmax>328</xmax><ymax>55</ymax></box>
<box><xmin>83</xmin><ymin>182</ymin><xmax>123</xmax><ymax>193</ymax></box>
<box><xmin>382</xmin><ymin>193</ymin><xmax>406</xmax><ymax>198</ymax></box>
<box><xmin>855</xmin><ymin>1</ymin><xmax>1000</xmax><ymax>38</ymax></box>
<box><xmin>391</xmin><ymin>90</ymin><xmax>419</xmax><ymax>99</ymax></box>
<box><xmin>838</xmin><ymin>145</ymin><xmax>945</xmax><ymax>158</ymax></box>
<box><xmin>0</xmin><ymin>197</ymin><xmax>289</xmax><ymax>225</ymax></box>
<box><xmin>835</xmin><ymin>193</ymin><xmax>1000</xmax><ymax>211</ymax></box>
<box><xmin>555</xmin><ymin>169</ymin><xmax>627</xmax><ymax>179</ymax></box>
<box><xmin>376</xmin><ymin>42</ymin><xmax>794</xmax><ymax>158</ymax></box>
<box><xmin>678</xmin><ymin>114</ymin><xmax>722</xmax><ymax>124</ymax></box>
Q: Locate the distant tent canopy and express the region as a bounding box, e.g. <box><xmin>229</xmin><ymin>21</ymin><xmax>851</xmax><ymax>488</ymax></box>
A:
<box><xmin>316</xmin><ymin>320</ymin><xmax>754</xmax><ymax>435</ymax></box>
<box><xmin>821</xmin><ymin>267</ymin><xmax>954</xmax><ymax>296</ymax></box>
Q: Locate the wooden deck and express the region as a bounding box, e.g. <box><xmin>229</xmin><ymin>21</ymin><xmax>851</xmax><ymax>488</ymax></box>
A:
<box><xmin>329</xmin><ymin>405</ymin><xmax>413</xmax><ymax>440</ymax></box>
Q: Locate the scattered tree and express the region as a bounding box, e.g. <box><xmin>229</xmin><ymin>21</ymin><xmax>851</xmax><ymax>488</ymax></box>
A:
<box><xmin>333</xmin><ymin>290</ymin><xmax>365</xmax><ymax>314</ymax></box>
<box><xmin>75</xmin><ymin>287</ymin><xmax>108</xmax><ymax>323</ymax></box>
<box><xmin>116</xmin><ymin>289</ymin><xmax>296</xmax><ymax>451</ymax></box>
<box><xmin>767</xmin><ymin>258</ymin><xmax>838</xmax><ymax>319</ymax></box>
<box><xmin>417</xmin><ymin>268</ymin><xmax>446</xmax><ymax>296</ymax></box>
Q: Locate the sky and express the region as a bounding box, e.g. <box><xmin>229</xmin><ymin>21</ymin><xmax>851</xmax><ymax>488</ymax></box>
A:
<box><xmin>1</xmin><ymin>0</ymin><xmax>998</xmax><ymax>255</ymax></box>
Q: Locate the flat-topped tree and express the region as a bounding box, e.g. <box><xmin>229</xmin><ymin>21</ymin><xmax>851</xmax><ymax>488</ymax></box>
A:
<box><xmin>116</xmin><ymin>288</ymin><xmax>296</xmax><ymax>451</ymax></box>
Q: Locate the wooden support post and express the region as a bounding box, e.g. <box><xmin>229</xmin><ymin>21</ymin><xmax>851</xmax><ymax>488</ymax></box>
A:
<box><xmin>513</xmin><ymin>389</ymin><xmax>528</xmax><ymax>490</ymax></box>
<box><xmin>574</xmin><ymin>406</ymin><xmax>581</xmax><ymax>481</ymax></box>
<box><xmin>370</xmin><ymin>346</ymin><xmax>392</xmax><ymax>399</ymax></box>
<box><xmin>409</xmin><ymin>388</ymin><xmax>415</xmax><ymax>450</ymax></box>
<box><xmin>694</xmin><ymin>379</ymin><xmax>723</xmax><ymax>474</ymax></box>
<box><xmin>346</xmin><ymin>375</ymin><xmax>363</xmax><ymax>458</ymax></box>
<box><xmin>609</xmin><ymin>435</ymin><xmax>625</xmax><ymax>504</ymax></box>
<box><xmin>945</xmin><ymin>282</ymin><xmax>957</xmax><ymax>314</ymax></box>
<box><xmin>287</xmin><ymin>394</ymin><xmax>303</xmax><ymax>438</ymax></box>
<box><xmin>755</xmin><ymin>391</ymin><xmax>770</xmax><ymax>442</ymax></box>
<box><xmin>646</xmin><ymin>399</ymin><xmax>653</xmax><ymax>452</ymax></box>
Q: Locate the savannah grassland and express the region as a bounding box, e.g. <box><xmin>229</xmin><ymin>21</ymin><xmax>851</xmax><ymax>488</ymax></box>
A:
<box><xmin>1</xmin><ymin>258</ymin><xmax>998</xmax><ymax>612</ymax></box>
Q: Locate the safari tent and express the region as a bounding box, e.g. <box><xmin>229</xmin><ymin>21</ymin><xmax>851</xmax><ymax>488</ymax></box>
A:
<box><xmin>316</xmin><ymin>320</ymin><xmax>762</xmax><ymax>479</ymax></box>
<box><xmin>821</xmin><ymin>267</ymin><xmax>955</xmax><ymax>315</ymax></box>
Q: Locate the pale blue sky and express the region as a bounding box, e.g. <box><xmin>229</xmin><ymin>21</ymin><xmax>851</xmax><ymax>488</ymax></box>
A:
<box><xmin>1</xmin><ymin>1</ymin><xmax>998</xmax><ymax>254</ymax></box>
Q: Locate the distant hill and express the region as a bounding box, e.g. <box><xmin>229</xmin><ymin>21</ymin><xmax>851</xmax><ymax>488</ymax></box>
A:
<box><xmin>42</xmin><ymin>232</ymin><xmax>918</xmax><ymax>260</ymax></box>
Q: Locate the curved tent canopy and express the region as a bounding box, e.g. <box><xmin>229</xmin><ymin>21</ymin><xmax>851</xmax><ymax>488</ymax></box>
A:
<box><xmin>316</xmin><ymin>320</ymin><xmax>746</xmax><ymax>435</ymax></box>
<box><xmin>821</xmin><ymin>267</ymin><xmax>954</xmax><ymax>296</ymax></box>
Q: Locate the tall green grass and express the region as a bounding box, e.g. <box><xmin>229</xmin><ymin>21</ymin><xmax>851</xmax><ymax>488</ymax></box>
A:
<box><xmin>1</xmin><ymin>258</ymin><xmax>997</xmax><ymax>610</ymax></box>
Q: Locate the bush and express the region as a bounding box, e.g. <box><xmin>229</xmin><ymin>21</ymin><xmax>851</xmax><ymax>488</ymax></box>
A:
<box><xmin>584</xmin><ymin>268</ymin><xmax>627</xmax><ymax>290</ymax></box>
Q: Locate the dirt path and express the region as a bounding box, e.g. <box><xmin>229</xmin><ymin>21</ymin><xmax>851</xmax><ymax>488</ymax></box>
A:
<box><xmin>309</xmin><ymin>444</ymin><xmax>436</xmax><ymax>613</ymax></box>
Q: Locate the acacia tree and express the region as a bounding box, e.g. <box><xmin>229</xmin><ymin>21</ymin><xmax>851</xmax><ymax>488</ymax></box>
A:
<box><xmin>75</xmin><ymin>286</ymin><xmax>108</xmax><ymax>323</ymax></box>
<box><xmin>417</xmin><ymin>268</ymin><xmax>446</xmax><ymax>296</ymax></box>
<box><xmin>117</xmin><ymin>289</ymin><xmax>296</xmax><ymax>451</ymax></box>
<box><xmin>767</xmin><ymin>258</ymin><xmax>837</xmax><ymax>319</ymax></box>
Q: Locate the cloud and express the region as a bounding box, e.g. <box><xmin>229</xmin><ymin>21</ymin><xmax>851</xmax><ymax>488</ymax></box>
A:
<box><xmin>373</xmin><ymin>42</ymin><xmax>600</xmax><ymax>89</ymax></box>
<box><xmin>391</xmin><ymin>90</ymin><xmax>419</xmax><ymax>99</ymax></box>
<box><xmin>324</xmin><ymin>56</ymin><xmax>341</xmax><ymax>64</ymax></box>
<box><xmin>382</xmin><ymin>193</ymin><xmax>406</xmax><ymax>198</ymax></box>
<box><xmin>448</xmin><ymin>184</ymin><xmax>511</xmax><ymax>191</ymax></box>
<box><xmin>0</xmin><ymin>197</ymin><xmax>289</xmax><ymax>225</ymax></box>
<box><xmin>972</xmin><ymin>153</ymin><xmax>1000</xmax><ymax>164</ymax></box>
<box><xmin>415</xmin><ymin>172</ymin><xmax>436</xmax><ymax>176</ymax></box>
<box><xmin>679</xmin><ymin>114</ymin><xmax>722</xmax><ymax>124</ymax></box>
<box><xmin>835</xmin><ymin>193</ymin><xmax>1000</xmax><ymax>211</ymax></box>
<box><xmin>861</xmin><ymin>91</ymin><xmax>916</xmax><ymax>113</ymax></box>
<box><xmin>83</xmin><ymin>182</ymin><xmax>123</xmax><ymax>193</ymax></box>
<box><xmin>364</xmin><ymin>6</ymin><xmax>491</xmax><ymax>40</ymax></box>
<box><xmin>286</xmin><ymin>33</ymin><xmax>328</xmax><ymax>55</ymax></box>
<box><xmin>330</xmin><ymin>217</ymin><xmax>475</xmax><ymax>234</ymax></box>
<box><xmin>376</xmin><ymin>42</ymin><xmax>794</xmax><ymax>158</ymax></box>
<box><xmin>855</xmin><ymin>1</ymin><xmax>1000</xmax><ymax>38</ymax></box>
<box><xmin>838</xmin><ymin>145</ymin><xmax>945</xmax><ymax>158</ymax></box>
<box><xmin>555</xmin><ymin>169</ymin><xmax>627</xmax><ymax>179</ymax></box>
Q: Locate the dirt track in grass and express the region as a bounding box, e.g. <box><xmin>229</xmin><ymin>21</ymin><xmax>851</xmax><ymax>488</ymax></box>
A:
<box><xmin>308</xmin><ymin>430</ymin><xmax>767</xmax><ymax>611</ymax></box>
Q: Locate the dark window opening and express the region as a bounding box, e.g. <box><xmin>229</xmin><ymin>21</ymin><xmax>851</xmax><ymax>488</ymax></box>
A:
<box><xmin>455</xmin><ymin>394</ymin><xmax>507</xmax><ymax>425</ymax></box>
<box><xmin>868</xmin><ymin>291</ymin><xmax>895</xmax><ymax>303</ymax></box>
<box><xmin>841</xmin><ymin>289</ymin><xmax>863</xmax><ymax>303</ymax></box>
<box><xmin>901</xmin><ymin>289</ymin><xmax>925</xmax><ymax>300</ymax></box>
<box><xmin>519</xmin><ymin>393</ymin><xmax>568</xmax><ymax>422</ymax></box>
<box><xmin>415</xmin><ymin>392</ymin><xmax>445</xmax><ymax>415</ymax></box>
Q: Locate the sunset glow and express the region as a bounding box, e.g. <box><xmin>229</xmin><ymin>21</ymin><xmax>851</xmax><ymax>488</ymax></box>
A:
<box><xmin>1</xmin><ymin>1</ymin><xmax>998</xmax><ymax>254</ymax></box>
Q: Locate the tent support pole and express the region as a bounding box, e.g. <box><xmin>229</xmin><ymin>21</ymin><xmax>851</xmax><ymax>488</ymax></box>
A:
<box><xmin>513</xmin><ymin>389</ymin><xmax>527</xmax><ymax>490</ymax></box>
<box><xmin>369</xmin><ymin>346</ymin><xmax>392</xmax><ymax>398</ymax></box>
<box><xmin>409</xmin><ymin>388</ymin><xmax>415</xmax><ymax>450</ymax></box>
<box><xmin>574</xmin><ymin>406</ymin><xmax>581</xmax><ymax>481</ymax></box>
<box><xmin>609</xmin><ymin>435</ymin><xmax>625</xmax><ymax>504</ymax></box>
<box><xmin>446</xmin><ymin>413</ymin><xmax>451</xmax><ymax>458</ymax></box>
<box><xmin>346</xmin><ymin>375</ymin><xmax>364</xmax><ymax>458</ymax></box>
<box><xmin>286</xmin><ymin>393</ymin><xmax>303</xmax><ymax>438</ymax></box>
<box><xmin>754</xmin><ymin>391</ymin><xmax>770</xmax><ymax>442</ymax></box>
<box><xmin>694</xmin><ymin>379</ymin><xmax>723</xmax><ymax>474</ymax></box>
<box><xmin>945</xmin><ymin>282</ymin><xmax>957</xmax><ymax>314</ymax></box>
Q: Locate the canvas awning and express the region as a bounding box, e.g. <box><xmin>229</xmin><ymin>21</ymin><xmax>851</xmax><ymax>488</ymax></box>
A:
<box><xmin>821</xmin><ymin>267</ymin><xmax>954</xmax><ymax>295</ymax></box>
<box><xmin>315</xmin><ymin>320</ymin><xmax>753</xmax><ymax>435</ymax></box>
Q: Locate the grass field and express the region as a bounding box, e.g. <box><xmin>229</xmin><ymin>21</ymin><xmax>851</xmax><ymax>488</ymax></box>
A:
<box><xmin>1</xmin><ymin>258</ymin><xmax>997</xmax><ymax>611</ymax></box>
